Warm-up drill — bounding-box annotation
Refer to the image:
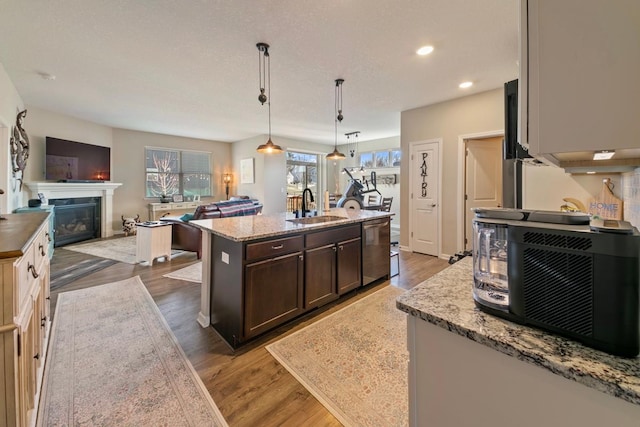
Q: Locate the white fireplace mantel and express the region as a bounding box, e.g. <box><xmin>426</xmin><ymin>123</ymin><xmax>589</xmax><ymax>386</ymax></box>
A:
<box><xmin>24</xmin><ymin>181</ymin><xmax>123</xmax><ymax>238</ymax></box>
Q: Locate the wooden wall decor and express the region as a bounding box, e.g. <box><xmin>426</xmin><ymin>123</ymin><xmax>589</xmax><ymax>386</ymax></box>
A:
<box><xmin>10</xmin><ymin>109</ymin><xmax>29</xmax><ymax>191</ymax></box>
<box><xmin>377</xmin><ymin>174</ymin><xmax>397</xmax><ymax>185</ymax></box>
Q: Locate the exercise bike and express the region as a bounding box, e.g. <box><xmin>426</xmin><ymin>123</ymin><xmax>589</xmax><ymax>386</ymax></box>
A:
<box><xmin>336</xmin><ymin>168</ymin><xmax>381</xmax><ymax>210</ymax></box>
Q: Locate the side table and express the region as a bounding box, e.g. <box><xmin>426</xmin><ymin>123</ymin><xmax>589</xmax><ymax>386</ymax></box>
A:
<box><xmin>136</xmin><ymin>222</ymin><xmax>172</xmax><ymax>264</ymax></box>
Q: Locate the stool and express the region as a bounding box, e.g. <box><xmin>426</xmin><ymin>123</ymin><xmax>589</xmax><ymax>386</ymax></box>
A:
<box><xmin>390</xmin><ymin>250</ymin><xmax>399</xmax><ymax>277</ymax></box>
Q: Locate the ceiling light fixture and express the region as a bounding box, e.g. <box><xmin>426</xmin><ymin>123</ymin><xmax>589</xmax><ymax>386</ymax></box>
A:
<box><xmin>593</xmin><ymin>150</ymin><xmax>615</xmax><ymax>160</ymax></box>
<box><xmin>346</xmin><ymin>131</ymin><xmax>360</xmax><ymax>158</ymax></box>
<box><xmin>327</xmin><ymin>79</ymin><xmax>346</xmax><ymax>160</ymax></box>
<box><xmin>255</xmin><ymin>42</ymin><xmax>283</xmax><ymax>154</ymax></box>
<box><xmin>416</xmin><ymin>45</ymin><xmax>434</xmax><ymax>56</ymax></box>
<box><xmin>459</xmin><ymin>81</ymin><xmax>473</xmax><ymax>89</ymax></box>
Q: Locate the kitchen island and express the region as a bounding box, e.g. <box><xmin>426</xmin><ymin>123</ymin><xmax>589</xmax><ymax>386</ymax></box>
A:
<box><xmin>396</xmin><ymin>257</ymin><xmax>640</xmax><ymax>427</ymax></box>
<box><xmin>190</xmin><ymin>208</ymin><xmax>393</xmax><ymax>348</ymax></box>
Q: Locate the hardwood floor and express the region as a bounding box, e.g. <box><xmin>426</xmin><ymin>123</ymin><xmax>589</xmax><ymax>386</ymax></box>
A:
<box><xmin>49</xmin><ymin>244</ymin><xmax>450</xmax><ymax>426</ymax></box>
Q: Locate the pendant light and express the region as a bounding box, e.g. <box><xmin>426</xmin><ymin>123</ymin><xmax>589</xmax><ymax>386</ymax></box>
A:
<box><xmin>256</xmin><ymin>42</ymin><xmax>283</xmax><ymax>154</ymax></box>
<box><xmin>326</xmin><ymin>79</ymin><xmax>346</xmax><ymax>160</ymax></box>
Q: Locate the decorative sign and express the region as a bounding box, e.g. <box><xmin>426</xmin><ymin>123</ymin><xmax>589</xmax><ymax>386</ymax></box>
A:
<box><xmin>420</xmin><ymin>152</ymin><xmax>429</xmax><ymax>198</ymax></box>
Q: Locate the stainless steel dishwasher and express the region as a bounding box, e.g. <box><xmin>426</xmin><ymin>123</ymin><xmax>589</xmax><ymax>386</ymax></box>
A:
<box><xmin>362</xmin><ymin>218</ymin><xmax>391</xmax><ymax>285</ymax></box>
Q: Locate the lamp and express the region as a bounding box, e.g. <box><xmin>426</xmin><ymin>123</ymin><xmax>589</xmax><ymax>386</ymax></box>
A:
<box><xmin>326</xmin><ymin>79</ymin><xmax>346</xmax><ymax>160</ymax></box>
<box><xmin>223</xmin><ymin>173</ymin><xmax>232</xmax><ymax>200</ymax></box>
<box><xmin>256</xmin><ymin>42</ymin><xmax>283</xmax><ymax>154</ymax></box>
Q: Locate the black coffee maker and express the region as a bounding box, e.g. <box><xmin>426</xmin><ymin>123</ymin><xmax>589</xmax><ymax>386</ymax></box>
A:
<box><xmin>473</xmin><ymin>208</ymin><xmax>640</xmax><ymax>357</ymax></box>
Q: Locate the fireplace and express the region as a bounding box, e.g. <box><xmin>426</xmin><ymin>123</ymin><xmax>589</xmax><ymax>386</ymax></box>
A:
<box><xmin>50</xmin><ymin>198</ymin><xmax>101</xmax><ymax>246</ymax></box>
<box><xmin>24</xmin><ymin>181</ymin><xmax>122</xmax><ymax>240</ymax></box>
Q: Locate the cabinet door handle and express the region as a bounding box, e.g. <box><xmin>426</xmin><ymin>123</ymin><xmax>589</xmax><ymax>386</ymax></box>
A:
<box><xmin>41</xmin><ymin>316</ymin><xmax>47</xmax><ymax>328</ymax></box>
<box><xmin>333</xmin><ymin>246</ymin><xmax>337</xmax><ymax>252</ymax></box>
<box><xmin>339</xmin><ymin>245</ymin><xmax>344</xmax><ymax>251</ymax></box>
<box><xmin>271</xmin><ymin>244</ymin><xmax>284</xmax><ymax>250</ymax></box>
<box><xmin>45</xmin><ymin>232</ymin><xmax>51</xmax><ymax>242</ymax></box>
<box><xmin>299</xmin><ymin>255</ymin><xmax>304</xmax><ymax>261</ymax></box>
<box><xmin>39</xmin><ymin>243</ymin><xmax>45</xmax><ymax>256</ymax></box>
<box><xmin>28</xmin><ymin>263</ymin><xmax>39</xmax><ymax>278</ymax></box>
<box><xmin>34</xmin><ymin>353</ymin><xmax>40</xmax><ymax>360</ymax></box>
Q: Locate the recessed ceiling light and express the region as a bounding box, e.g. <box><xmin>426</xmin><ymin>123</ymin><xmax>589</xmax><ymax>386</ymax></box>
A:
<box><xmin>459</xmin><ymin>81</ymin><xmax>473</xmax><ymax>89</ymax></box>
<box><xmin>586</xmin><ymin>171</ymin><xmax>597</xmax><ymax>174</ymax></box>
<box><xmin>593</xmin><ymin>150</ymin><xmax>615</xmax><ymax>160</ymax></box>
<box><xmin>416</xmin><ymin>45</ymin><xmax>434</xmax><ymax>56</ymax></box>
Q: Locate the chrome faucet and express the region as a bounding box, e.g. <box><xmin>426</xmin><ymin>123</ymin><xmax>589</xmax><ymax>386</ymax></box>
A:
<box><xmin>301</xmin><ymin>188</ymin><xmax>314</xmax><ymax>217</ymax></box>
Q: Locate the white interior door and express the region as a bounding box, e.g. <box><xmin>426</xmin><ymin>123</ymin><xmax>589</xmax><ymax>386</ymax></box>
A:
<box><xmin>410</xmin><ymin>140</ymin><xmax>440</xmax><ymax>256</ymax></box>
<box><xmin>464</xmin><ymin>137</ymin><xmax>503</xmax><ymax>250</ymax></box>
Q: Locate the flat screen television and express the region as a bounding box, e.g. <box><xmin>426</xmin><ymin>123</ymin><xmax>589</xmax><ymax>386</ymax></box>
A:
<box><xmin>45</xmin><ymin>137</ymin><xmax>111</xmax><ymax>182</ymax></box>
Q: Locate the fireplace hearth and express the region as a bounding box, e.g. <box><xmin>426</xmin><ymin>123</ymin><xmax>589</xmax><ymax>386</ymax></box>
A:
<box><xmin>50</xmin><ymin>198</ymin><xmax>101</xmax><ymax>246</ymax></box>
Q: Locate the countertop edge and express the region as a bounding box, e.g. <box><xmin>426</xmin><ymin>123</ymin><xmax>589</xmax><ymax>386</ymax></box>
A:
<box><xmin>190</xmin><ymin>210</ymin><xmax>393</xmax><ymax>242</ymax></box>
<box><xmin>396</xmin><ymin>259</ymin><xmax>640</xmax><ymax>407</ymax></box>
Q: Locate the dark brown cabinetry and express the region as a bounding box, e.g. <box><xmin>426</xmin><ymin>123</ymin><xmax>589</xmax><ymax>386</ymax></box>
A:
<box><xmin>305</xmin><ymin>225</ymin><xmax>361</xmax><ymax>305</ymax></box>
<box><xmin>245</xmin><ymin>251</ymin><xmax>303</xmax><ymax>338</ymax></box>
<box><xmin>337</xmin><ymin>237</ymin><xmax>362</xmax><ymax>294</ymax></box>
<box><xmin>210</xmin><ymin>222</ymin><xmax>374</xmax><ymax>348</ymax></box>
<box><xmin>304</xmin><ymin>244</ymin><xmax>337</xmax><ymax>308</ymax></box>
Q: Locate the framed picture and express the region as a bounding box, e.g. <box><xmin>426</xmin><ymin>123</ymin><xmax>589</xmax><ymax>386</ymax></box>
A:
<box><xmin>193</xmin><ymin>195</ymin><xmax>201</xmax><ymax>202</ymax></box>
<box><xmin>241</xmin><ymin>158</ymin><xmax>255</xmax><ymax>184</ymax></box>
<box><xmin>172</xmin><ymin>194</ymin><xmax>184</xmax><ymax>203</ymax></box>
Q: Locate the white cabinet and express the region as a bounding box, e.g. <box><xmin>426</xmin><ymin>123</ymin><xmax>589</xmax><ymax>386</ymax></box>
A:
<box><xmin>0</xmin><ymin>214</ymin><xmax>51</xmax><ymax>427</ymax></box>
<box><xmin>520</xmin><ymin>0</ymin><xmax>640</xmax><ymax>157</ymax></box>
<box><xmin>147</xmin><ymin>201</ymin><xmax>203</xmax><ymax>221</ymax></box>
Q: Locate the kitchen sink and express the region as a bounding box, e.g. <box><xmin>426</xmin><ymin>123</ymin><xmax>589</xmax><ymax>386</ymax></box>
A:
<box><xmin>287</xmin><ymin>215</ymin><xmax>346</xmax><ymax>225</ymax></box>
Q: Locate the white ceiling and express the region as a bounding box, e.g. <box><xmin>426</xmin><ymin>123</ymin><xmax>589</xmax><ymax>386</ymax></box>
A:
<box><xmin>0</xmin><ymin>0</ymin><xmax>519</xmax><ymax>146</ymax></box>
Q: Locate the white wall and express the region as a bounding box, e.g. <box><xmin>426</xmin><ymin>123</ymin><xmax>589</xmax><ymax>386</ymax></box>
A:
<box><xmin>0</xmin><ymin>63</ymin><xmax>25</xmax><ymax>214</ymax></box>
<box><xmin>401</xmin><ymin>89</ymin><xmax>504</xmax><ymax>256</ymax></box>
<box><xmin>232</xmin><ymin>135</ymin><xmax>334</xmax><ymax>215</ymax></box>
<box><xmin>523</xmin><ymin>164</ymin><xmax>622</xmax><ymax>212</ymax></box>
<box><xmin>112</xmin><ymin>128</ymin><xmax>231</xmax><ymax>228</ymax></box>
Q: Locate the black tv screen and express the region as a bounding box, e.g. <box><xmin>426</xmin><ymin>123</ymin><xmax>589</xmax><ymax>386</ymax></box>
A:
<box><xmin>45</xmin><ymin>137</ymin><xmax>111</xmax><ymax>182</ymax></box>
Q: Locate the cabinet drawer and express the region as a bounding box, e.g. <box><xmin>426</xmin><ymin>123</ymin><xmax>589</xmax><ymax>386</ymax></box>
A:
<box><xmin>305</xmin><ymin>224</ymin><xmax>361</xmax><ymax>248</ymax></box>
<box><xmin>246</xmin><ymin>236</ymin><xmax>303</xmax><ymax>261</ymax></box>
<box><xmin>15</xmin><ymin>243</ymin><xmax>37</xmax><ymax>314</ymax></box>
<box><xmin>35</xmin><ymin>225</ymin><xmax>50</xmax><ymax>267</ymax></box>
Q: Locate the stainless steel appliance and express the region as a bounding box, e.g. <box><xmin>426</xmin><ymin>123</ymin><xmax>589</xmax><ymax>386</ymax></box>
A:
<box><xmin>473</xmin><ymin>208</ymin><xmax>640</xmax><ymax>357</ymax></box>
<box><xmin>362</xmin><ymin>218</ymin><xmax>391</xmax><ymax>285</ymax></box>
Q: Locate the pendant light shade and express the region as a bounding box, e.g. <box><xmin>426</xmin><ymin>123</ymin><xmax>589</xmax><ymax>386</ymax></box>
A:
<box><xmin>256</xmin><ymin>42</ymin><xmax>283</xmax><ymax>154</ymax></box>
<box><xmin>257</xmin><ymin>138</ymin><xmax>283</xmax><ymax>153</ymax></box>
<box><xmin>327</xmin><ymin>78</ymin><xmax>346</xmax><ymax>160</ymax></box>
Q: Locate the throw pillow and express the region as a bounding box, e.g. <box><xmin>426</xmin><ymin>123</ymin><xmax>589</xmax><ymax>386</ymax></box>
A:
<box><xmin>180</xmin><ymin>213</ymin><xmax>195</xmax><ymax>222</ymax></box>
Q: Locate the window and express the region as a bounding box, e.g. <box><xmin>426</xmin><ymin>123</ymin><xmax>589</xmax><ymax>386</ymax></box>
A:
<box><xmin>145</xmin><ymin>148</ymin><xmax>212</xmax><ymax>198</ymax></box>
<box><xmin>286</xmin><ymin>151</ymin><xmax>318</xmax><ymax>193</ymax></box>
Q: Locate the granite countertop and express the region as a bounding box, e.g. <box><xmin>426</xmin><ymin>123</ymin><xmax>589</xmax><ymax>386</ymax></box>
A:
<box><xmin>189</xmin><ymin>208</ymin><xmax>393</xmax><ymax>242</ymax></box>
<box><xmin>396</xmin><ymin>257</ymin><xmax>640</xmax><ymax>406</ymax></box>
<box><xmin>0</xmin><ymin>212</ymin><xmax>51</xmax><ymax>259</ymax></box>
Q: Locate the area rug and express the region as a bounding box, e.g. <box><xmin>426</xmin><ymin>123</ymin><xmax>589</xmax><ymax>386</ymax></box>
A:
<box><xmin>37</xmin><ymin>276</ymin><xmax>228</xmax><ymax>427</ymax></box>
<box><xmin>50</xmin><ymin>258</ymin><xmax>118</xmax><ymax>291</ymax></box>
<box><xmin>266</xmin><ymin>285</ymin><xmax>408</xmax><ymax>427</ymax></box>
<box><xmin>64</xmin><ymin>235</ymin><xmax>182</xmax><ymax>264</ymax></box>
<box><xmin>162</xmin><ymin>261</ymin><xmax>202</xmax><ymax>283</ymax></box>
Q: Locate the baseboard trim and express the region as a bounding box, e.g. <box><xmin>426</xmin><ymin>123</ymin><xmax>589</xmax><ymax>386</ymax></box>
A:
<box><xmin>197</xmin><ymin>312</ymin><xmax>210</xmax><ymax>328</ymax></box>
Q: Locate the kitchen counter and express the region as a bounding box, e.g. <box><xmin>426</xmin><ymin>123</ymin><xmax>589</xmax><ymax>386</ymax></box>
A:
<box><xmin>0</xmin><ymin>212</ymin><xmax>51</xmax><ymax>259</ymax></box>
<box><xmin>190</xmin><ymin>208</ymin><xmax>392</xmax><ymax>242</ymax></box>
<box><xmin>396</xmin><ymin>257</ymin><xmax>640</xmax><ymax>426</ymax></box>
<box><xmin>194</xmin><ymin>208</ymin><xmax>393</xmax><ymax>340</ymax></box>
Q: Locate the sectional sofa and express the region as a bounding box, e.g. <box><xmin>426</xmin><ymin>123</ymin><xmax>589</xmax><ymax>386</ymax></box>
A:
<box><xmin>160</xmin><ymin>198</ymin><xmax>263</xmax><ymax>258</ymax></box>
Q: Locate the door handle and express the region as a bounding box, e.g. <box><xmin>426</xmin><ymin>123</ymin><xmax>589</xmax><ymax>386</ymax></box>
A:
<box><xmin>431</xmin><ymin>204</ymin><xmax>437</xmax><ymax>207</ymax></box>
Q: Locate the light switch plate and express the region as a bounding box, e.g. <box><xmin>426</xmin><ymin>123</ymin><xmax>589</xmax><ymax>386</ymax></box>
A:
<box><xmin>221</xmin><ymin>251</ymin><xmax>229</xmax><ymax>264</ymax></box>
